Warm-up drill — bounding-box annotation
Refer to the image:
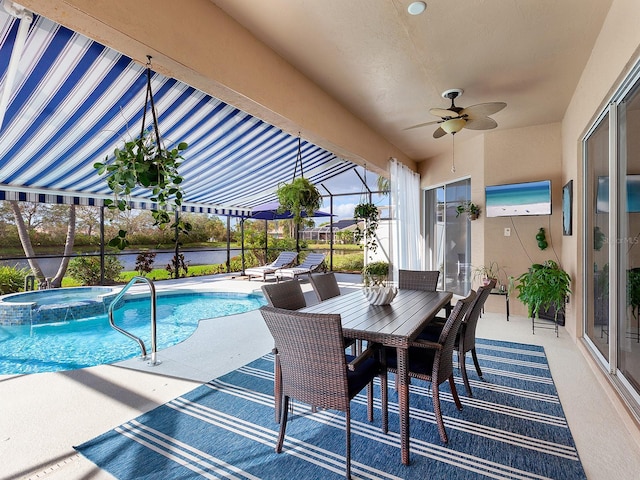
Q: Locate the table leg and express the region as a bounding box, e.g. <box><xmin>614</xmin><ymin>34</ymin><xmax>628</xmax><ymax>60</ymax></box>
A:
<box><xmin>397</xmin><ymin>346</ymin><xmax>411</xmax><ymax>465</ymax></box>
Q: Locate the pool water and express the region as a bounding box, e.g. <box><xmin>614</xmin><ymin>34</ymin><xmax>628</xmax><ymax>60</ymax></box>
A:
<box><xmin>0</xmin><ymin>291</ymin><xmax>266</xmax><ymax>375</ymax></box>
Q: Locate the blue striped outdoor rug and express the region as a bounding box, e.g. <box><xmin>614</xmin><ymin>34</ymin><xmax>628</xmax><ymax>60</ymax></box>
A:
<box><xmin>75</xmin><ymin>339</ymin><xmax>586</xmax><ymax>479</ymax></box>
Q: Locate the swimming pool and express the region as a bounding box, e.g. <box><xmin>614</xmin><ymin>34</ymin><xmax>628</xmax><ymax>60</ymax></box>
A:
<box><xmin>0</xmin><ymin>291</ymin><xmax>266</xmax><ymax>375</ymax></box>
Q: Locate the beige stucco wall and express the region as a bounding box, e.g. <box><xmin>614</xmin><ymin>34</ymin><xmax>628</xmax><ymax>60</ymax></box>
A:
<box><xmin>420</xmin><ymin>125</ymin><xmax>564</xmax><ymax>318</ymax></box>
<box><xmin>19</xmin><ymin>0</ymin><xmax>412</xmax><ymax>177</ymax></box>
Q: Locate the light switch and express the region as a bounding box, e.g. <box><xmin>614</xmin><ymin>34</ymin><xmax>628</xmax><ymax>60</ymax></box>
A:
<box><xmin>504</xmin><ymin>228</ymin><xmax>511</xmax><ymax>237</ymax></box>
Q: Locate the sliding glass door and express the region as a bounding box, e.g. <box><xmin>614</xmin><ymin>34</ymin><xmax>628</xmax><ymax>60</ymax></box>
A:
<box><xmin>424</xmin><ymin>179</ymin><xmax>471</xmax><ymax>296</ymax></box>
<box><xmin>584</xmin><ymin>65</ymin><xmax>640</xmax><ymax>411</ymax></box>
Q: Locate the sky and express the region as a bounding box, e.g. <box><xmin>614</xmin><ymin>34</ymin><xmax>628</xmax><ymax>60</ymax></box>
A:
<box><xmin>315</xmin><ymin>166</ymin><xmax>388</xmax><ymax>223</ymax></box>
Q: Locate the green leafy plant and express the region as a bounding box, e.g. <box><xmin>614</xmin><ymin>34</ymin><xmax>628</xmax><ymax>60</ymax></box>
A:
<box><xmin>94</xmin><ymin>134</ymin><xmax>190</xmax><ymax>249</ymax></box>
<box><xmin>353</xmin><ymin>202</ymin><xmax>380</xmax><ymax>253</ymax></box>
<box><xmin>516</xmin><ymin>260</ymin><xmax>571</xmax><ymax>320</ymax></box>
<box><xmin>0</xmin><ymin>265</ymin><xmax>30</xmax><ymax>294</ymax></box>
<box><xmin>276</xmin><ymin>177</ymin><xmax>322</xmax><ymax>226</ymax></box>
<box><xmin>456</xmin><ymin>201</ymin><xmax>480</xmax><ymax>220</ymax></box>
<box><xmin>67</xmin><ymin>255</ymin><xmax>123</xmax><ymax>285</ymax></box>
<box><xmin>627</xmin><ymin>268</ymin><xmax>640</xmax><ymax>319</ymax></box>
<box><xmin>94</xmin><ymin>59</ymin><xmax>191</xmax><ymax>250</ymax></box>
<box><xmin>362</xmin><ymin>260</ymin><xmax>389</xmax><ymax>287</ymax></box>
<box><xmin>473</xmin><ymin>261</ymin><xmax>506</xmax><ymax>287</ymax></box>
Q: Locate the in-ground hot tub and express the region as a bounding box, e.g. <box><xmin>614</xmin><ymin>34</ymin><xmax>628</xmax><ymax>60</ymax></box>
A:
<box><xmin>0</xmin><ymin>287</ymin><xmax>119</xmax><ymax>326</ymax></box>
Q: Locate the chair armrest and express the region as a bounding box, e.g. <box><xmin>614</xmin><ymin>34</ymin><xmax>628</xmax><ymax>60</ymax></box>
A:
<box><xmin>347</xmin><ymin>344</ymin><xmax>378</xmax><ymax>371</ymax></box>
<box><xmin>408</xmin><ymin>339</ymin><xmax>442</xmax><ymax>350</ymax></box>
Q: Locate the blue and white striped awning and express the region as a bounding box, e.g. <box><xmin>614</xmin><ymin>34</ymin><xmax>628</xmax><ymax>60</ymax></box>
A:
<box><xmin>0</xmin><ymin>9</ymin><xmax>355</xmax><ymax>216</ymax></box>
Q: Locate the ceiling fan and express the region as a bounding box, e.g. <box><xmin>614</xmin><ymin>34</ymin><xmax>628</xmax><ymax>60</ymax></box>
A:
<box><xmin>407</xmin><ymin>88</ymin><xmax>507</xmax><ymax>138</ymax></box>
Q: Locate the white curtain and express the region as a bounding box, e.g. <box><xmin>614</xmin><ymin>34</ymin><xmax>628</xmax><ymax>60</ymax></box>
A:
<box><xmin>390</xmin><ymin>158</ymin><xmax>422</xmax><ymax>280</ymax></box>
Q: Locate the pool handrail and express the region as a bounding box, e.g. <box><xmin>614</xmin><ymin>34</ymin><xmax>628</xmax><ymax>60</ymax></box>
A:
<box><xmin>108</xmin><ymin>276</ymin><xmax>160</xmax><ymax>366</ymax></box>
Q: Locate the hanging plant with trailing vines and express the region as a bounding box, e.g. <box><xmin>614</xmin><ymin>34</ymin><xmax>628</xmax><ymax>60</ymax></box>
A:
<box><xmin>353</xmin><ymin>201</ymin><xmax>380</xmax><ymax>253</ymax></box>
<box><xmin>94</xmin><ymin>56</ymin><xmax>191</xmax><ymax>250</ymax></box>
<box><xmin>276</xmin><ymin>135</ymin><xmax>322</xmax><ymax>225</ymax></box>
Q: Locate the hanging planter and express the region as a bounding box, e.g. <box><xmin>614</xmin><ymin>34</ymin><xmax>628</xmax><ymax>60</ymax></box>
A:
<box><xmin>94</xmin><ymin>57</ymin><xmax>191</xmax><ymax>250</ymax></box>
<box><xmin>276</xmin><ymin>136</ymin><xmax>322</xmax><ymax>226</ymax></box>
<box><xmin>353</xmin><ymin>201</ymin><xmax>380</xmax><ymax>253</ymax></box>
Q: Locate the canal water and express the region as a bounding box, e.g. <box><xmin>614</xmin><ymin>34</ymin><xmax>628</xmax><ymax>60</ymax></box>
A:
<box><xmin>0</xmin><ymin>249</ymin><xmax>242</xmax><ymax>278</ymax></box>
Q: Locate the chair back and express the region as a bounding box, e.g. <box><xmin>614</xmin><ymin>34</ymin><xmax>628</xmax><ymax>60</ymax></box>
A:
<box><xmin>435</xmin><ymin>290</ymin><xmax>476</xmax><ymax>382</ymax></box>
<box><xmin>298</xmin><ymin>252</ymin><xmax>326</xmax><ymax>269</ymax></box>
<box><xmin>309</xmin><ymin>272</ymin><xmax>341</xmax><ymax>301</ymax></box>
<box><xmin>398</xmin><ymin>269</ymin><xmax>440</xmax><ymax>291</ymax></box>
<box><xmin>460</xmin><ymin>279</ymin><xmax>496</xmax><ymax>353</ymax></box>
<box><xmin>271</xmin><ymin>251</ymin><xmax>298</xmax><ymax>268</ymax></box>
<box><xmin>260</xmin><ymin>306</ymin><xmax>350</xmax><ymax>411</ymax></box>
<box><xmin>261</xmin><ymin>280</ymin><xmax>306</xmax><ymax>310</ymax></box>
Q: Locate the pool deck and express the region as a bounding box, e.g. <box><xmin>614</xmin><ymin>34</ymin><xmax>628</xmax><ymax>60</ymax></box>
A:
<box><xmin>1</xmin><ymin>273</ymin><xmax>640</xmax><ymax>480</ymax></box>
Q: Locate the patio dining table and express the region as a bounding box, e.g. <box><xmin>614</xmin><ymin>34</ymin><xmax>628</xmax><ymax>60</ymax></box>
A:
<box><xmin>301</xmin><ymin>288</ymin><xmax>453</xmax><ymax>465</ymax></box>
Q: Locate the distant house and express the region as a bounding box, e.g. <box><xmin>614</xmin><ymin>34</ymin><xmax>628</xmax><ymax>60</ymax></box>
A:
<box><xmin>300</xmin><ymin>219</ymin><xmax>359</xmax><ymax>243</ymax></box>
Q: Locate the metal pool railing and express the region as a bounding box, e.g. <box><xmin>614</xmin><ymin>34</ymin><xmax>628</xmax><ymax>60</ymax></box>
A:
<box><xmin>108</xmin><ymin>276</ymin><xmax>160</xmax><ymax>366</ymax></box>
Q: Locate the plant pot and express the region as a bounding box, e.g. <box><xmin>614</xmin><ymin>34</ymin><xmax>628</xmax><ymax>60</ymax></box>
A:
<box><xmin>362</xmin><ymin>285</ymin><xmax>398</xmax><ymax>305</ymax></box>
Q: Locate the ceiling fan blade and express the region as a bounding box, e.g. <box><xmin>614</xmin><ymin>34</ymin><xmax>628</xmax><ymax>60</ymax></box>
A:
<box><xmin>404</xmin><ymin>119</ymin><xmax>441</xmax><ymax>130</ymax></box>
<box><xmin>464</xmin><ymin>116</ymin><xmax>498</xmax><ymax>130</ymax></box>
<box><xmin>429</xmin><ymin>108</ymin><xmax>459</xmax><ymax>118</ymax></box>
<box><xmin>433</xmin><ymin>126</ymin><xmax>447</xmax><ymax>138</ymax></box>
<box><xmin>460</xmin><ymin>102</ymin><xmax>507</xmax><ymax>118</ymax></box>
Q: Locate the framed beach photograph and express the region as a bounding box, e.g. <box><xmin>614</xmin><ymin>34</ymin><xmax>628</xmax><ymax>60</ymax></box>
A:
<box><xmin>562</xmin><ymin>180</ymin><xmax>573</xmax><ymax>235</ymax></box>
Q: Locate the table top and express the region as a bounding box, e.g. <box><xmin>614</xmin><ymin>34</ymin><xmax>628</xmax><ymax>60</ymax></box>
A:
<box><xmin>301</xmin><ymin>289</ymin><xmax>453</xmax><ymax>348</ymax></box>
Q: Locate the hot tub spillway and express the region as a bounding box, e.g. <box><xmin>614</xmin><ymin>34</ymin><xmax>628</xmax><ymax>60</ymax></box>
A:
<box><xmin>0</xmin><ymin>287</ymin><xmax>118</xmax><ymax>326</ymax></box>
<box><xmin>34</xmin><ymin>298</ymin><xmax>106</xmax><ymax>323</ymax></box>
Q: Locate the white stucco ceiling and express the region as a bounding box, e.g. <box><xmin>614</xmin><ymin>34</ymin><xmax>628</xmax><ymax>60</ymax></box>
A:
<box><xmin>211</xmin><ymin>0</ymin><xmax>613</xmax><ymax>161</ymax></box>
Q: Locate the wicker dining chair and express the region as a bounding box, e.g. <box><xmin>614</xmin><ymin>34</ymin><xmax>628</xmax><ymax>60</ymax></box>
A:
<box><xmin>261</xmin><ymin>280</ymin><xmax>307</xmax><ymax>423</ymax></box>
<box><xmin>419</xmin><ymin>279</ymin><xmax>496</xmax><ymax>397</ymax></box>
<box><xmin>398</xmin><ymin>269</ymin><xmax>440</xmax><ymax>291</ymax></box>
<box><xmin>261</xmin><ymin>279</ymin><xmax>307</xmax><ymax>310</ymax></box>
<box><xmin>310</xmin><ymin>272</ymin><xmax>359</xmax><ymax>354</ymax></box>
<box><xmin>309</xmin><ymin>272</ymin><xmax>341</xmax><ymax>301</ymax></box>
<box><xmin>385</xmin><ymin>290</ymin><xmax>476</xmax><ymax>444</ymax></box>
<box><xmin>260</xmin><ymin>306</ymin><xmax>388</xmax><ymax>480</ymax></box>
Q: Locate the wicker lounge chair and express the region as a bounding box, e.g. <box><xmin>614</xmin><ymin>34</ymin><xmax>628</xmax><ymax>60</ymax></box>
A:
<box><xmin>385</xmin><ymin>291</ymin><xmax>476</xmax><ymax>444</ymax></box>
<box><xmin>398</xmin><ymin>269</ymin><xmax>440</xmax><ymax>291</ymax></box>
<box><xmin>419</xmin><ymin>279</ymin><xmax>496</xmax><ymax>397</ymax></box>
<box><xmin>245</xmin><ymin>251</ymin><xmax>298</xmax><ymax>281</ymax></box>
<box><xmin>260</xmin><ymin>306</ymin><xmax>388</xmax><ymax>479</ymax></box>
<box><xmin>275</xmin><ymin>252</ymin><xmax>326</xmax><ymax>281</ymax></box>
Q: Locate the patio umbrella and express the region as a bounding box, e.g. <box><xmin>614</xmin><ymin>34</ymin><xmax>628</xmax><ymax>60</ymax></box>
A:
<box><xmin>241</xmin><ymin>201</ymin><xmax>333</xmax><ymax>271</ymax></box>
<box><xmin>248</xmin><ymin>200</ymin><xmax>333</xmax><ymax>220</ymax></box>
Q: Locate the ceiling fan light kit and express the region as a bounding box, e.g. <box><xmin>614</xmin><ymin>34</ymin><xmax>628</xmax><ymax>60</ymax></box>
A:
<box><xmin>441</xmin><ymin>117</ymin><xmax>466</xmax><ymax>135</ymax></box>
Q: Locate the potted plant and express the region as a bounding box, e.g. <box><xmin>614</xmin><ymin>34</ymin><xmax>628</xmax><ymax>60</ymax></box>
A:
<box><xmin>473</xmin><ymin>261</ymin><xmax>506</xmax><ymax>288</ymax></box>
<box><xmin>362</xmin><ymin>261</ymin><xmax>397</xmax><ymax>305</ymax></box>
<box><xmin>456</xmin><ymin>201</ymin><xmax>481</xmax><ymax>220</ymax></box>
<box><xmin>94</xmin><ymin>58</ymin><xmax>191</xmax><ymax>251</ymax></box>
<box><xmin>276</xmin><ymin>176</ymin><xmax>322</xmax><ymax>225</ymax></box>
<box><xmin>353</xmin><ymin>202</ymin><xmax>380</xmax><ymax>253</ymax></box>
<box><xmin>516</xmin><ymin>260</ymin><xmax>571</xmax><ymax>322</ymax></box>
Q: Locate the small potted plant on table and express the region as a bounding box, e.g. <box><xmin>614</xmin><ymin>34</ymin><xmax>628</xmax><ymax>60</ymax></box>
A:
<box><xmin>362</xmin><ymin>261</ymin><xmax>397</xmax><ymax>305</ymax></box>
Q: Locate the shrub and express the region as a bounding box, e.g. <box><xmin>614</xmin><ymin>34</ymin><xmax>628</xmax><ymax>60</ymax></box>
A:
<box><xmin>0</xmin><ymin>265</ymin><xmax>30</xmax><ymax>294</ymax></box>
<box><xmin>135</xmin><ymin>251</ymin><xmax>157</xmax><ymax>277</ymax></box>
<box><xmin>67</xmin><ymin>255</ymin><xmax>124</xmax><ymax>285</ymax></box>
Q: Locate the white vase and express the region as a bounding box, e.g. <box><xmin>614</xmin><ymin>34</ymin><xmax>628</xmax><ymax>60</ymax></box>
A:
<box><xmin>362</xmin><ymin>285</ymin><xmax>398</xmax><ymax>305</ymax></box>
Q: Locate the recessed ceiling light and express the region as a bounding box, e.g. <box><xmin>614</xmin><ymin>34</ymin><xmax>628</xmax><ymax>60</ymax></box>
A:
<box><xmin>407</xmin><ymin>1</ymin><xmax>427</xmax><ymax>15</ymax></box>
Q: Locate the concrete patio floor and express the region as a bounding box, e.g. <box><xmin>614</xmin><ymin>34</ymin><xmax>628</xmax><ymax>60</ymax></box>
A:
<box><xmin>1</xmin><ymin>273</ymin><xmax>639</xmax><ymax>480</ymax></box>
